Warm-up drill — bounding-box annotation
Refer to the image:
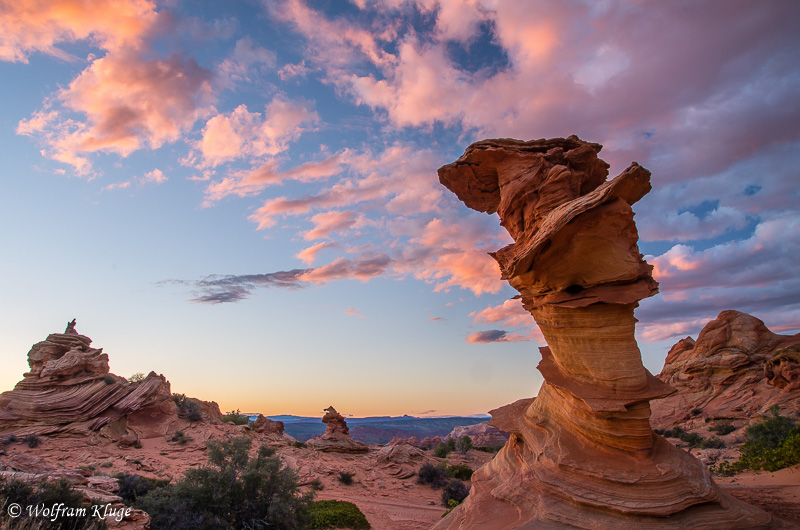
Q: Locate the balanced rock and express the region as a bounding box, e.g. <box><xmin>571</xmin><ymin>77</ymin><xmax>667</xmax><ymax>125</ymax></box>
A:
<box><xmin>434</xmin><ymin>137</ymin><xmax>774</xmax><ymax>528</ymax></box>
<box><xmin>652</xmin><ymin>310</ymin><xmax>800</xmax><ymax>426</ymax></box>
<box><xmin>445</xmin><ymin>422</ymin><xmax>509</xmax><ymax>447</ymax></box>
<box><xmin>306</xmin><ymin>406</ymin><xmax>368</xmax><ymax>453</ymax></box>
<box><xmin>0</xmin><ymin>320</ymin><xmax>220</xmax><ymax>441</ymax></box>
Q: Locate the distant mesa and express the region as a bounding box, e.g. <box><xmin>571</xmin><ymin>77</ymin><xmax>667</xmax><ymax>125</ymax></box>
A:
<box><xmin>306</xmin><ymin>406</ymin><xmax>369</xmax><ymax>453</ymax></box>
<box><xmin>652</xmin><ymin>310</ymin><xmax>800</xmax><ymax>427</ymax></box>
<box><xmin>445</xmin><ymin>422</ymin><xmax>508</xmax><ymax>447</ymax></box>
<box><xmin>434</xmin><ymin>137</ymin><xmax>774</xmax><ymax>528</ymax></box>
<box><xmin>0</xmin><ymin>319</ymin><xmax>221</xmax><ymax>442</ymax></box>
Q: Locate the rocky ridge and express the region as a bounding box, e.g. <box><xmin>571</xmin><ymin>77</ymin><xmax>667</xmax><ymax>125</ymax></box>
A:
<box><xmin>652</xmin><ymin>310</ymin><xmax>800</xmax><ymax>427</ymax></box>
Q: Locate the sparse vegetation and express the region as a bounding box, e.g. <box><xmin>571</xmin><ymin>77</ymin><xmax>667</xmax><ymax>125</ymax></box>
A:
<box><xmin>132</xmin><ymin>441</ymin><xmax>142</xmax><ymax>449</ymax></box>
<box><xmin>308</xmin><ymin>500</ymin><xmax>370</xmax><ymax>529</ymax></box>
<box><xmin>23</xmin><ymin>434</ymin><xmax>41</xmax><ymax>448</ymax></box>
<box><xmin>309</xmin><ymin>478</ymin><xmax>324</xmax><ymax>491</ymax></box>
<box><xmin>657</xmin><ymin>426</ymin><xmax>724</xmax><ymax>449</ymax></box>
<box><xmin>441</xmin><ymin>479</ymin><xmax>470</xmax><ymax>506</ymax></box>
<box><xmin>337</xmin><ymin>471</ymin><xmax>355</xmax><ymax>485</ymax></box>
<box><xmin>100</xmin><ymin>460</ymin><xmax>114</xmax><ymax>468</ymax></box>
<box><xmin>691</xmin><ymin>408</ymin><xmax>702</xmax><ymax>417</ymax></box>
<box><xmin>172</xmin><ymin>393</ymin><xmax>202</xmax><ymax>422</ymax></box>
<box><xmin>136</xmin><ymin>436</ymin><xmax>312</xmax><ymax>529</ymax></box>
<box><xmin>713</xmin><ymin>406</ymin><xmax>800</xmax><ymax>476</ymax></box>
<box><xmin>116</xmin><ymin>473</ymin><xmax>170</xmax><ymax>504</ymax></box>
<box><xmin>417</xmin><ymin>462</ymin><xmax>449</xmax><ymax>488</ymax></box>
<box><xmin>455</xmin><ymin>435</ymin><xmax>473</xmax><ymax>454</ymax></box>
<box><xmin>221</xmin><ymin>409</ymin><xmax>249</xmax><ymax>425</ymax></box>
<box><xmin>433</xmin><ymin>438</ymin><xmax>457</xmax><ymax>458</ymax></box>
<box><xmin>102</xmin><ymin>374</ymin><xmax>117</xmax><ymax>385</ymax></box>
<box><xmin>289</xmin><ymin>440</ymin><xmax>308</xmax><ymax>449</ymax></box>
<box><xmin>128</xmin><ymin>372</ymin><xmax>146</xmax><ymax>383</ymax></box>
<box><xmin>708</xmin><ymin>421</ymin><xmax>737</xmax><ymax>436</ymax></box>
<box><xmin>168</xmin><ymin>430</ymin><xmax>192</xmax><ymax>445</ymax></box>
<box><xmin>446</xmin><ymin>464</ymin><xmax>474</xmax><ymax>481</ymax></box>
<box><xmin>0</xmin><ymin>475</ymin><xmax>107</xmax><ymax>529</ymax></box>
<box><xmin>442</xmin><ymin>498</ymin><xmax>462</xmax><ymax>518</ymax></box>
<box><xmin>474</xmin><ymin>443</ymin><xmax>504</xmax><ymax>454</ymax></box>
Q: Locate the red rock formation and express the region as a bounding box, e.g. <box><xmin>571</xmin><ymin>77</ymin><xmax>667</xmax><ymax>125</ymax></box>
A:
<box><xmin>652</xmin><ymin>310</ymin><xmax>800</xmax><ymax>427</ymax></box>
<box><xmin>0</xmin><ymin>321</ymin><xmax>220</xmax><ymax>441</ymax></box>
<box><xmin>434</xmin><ymin>137</ymin><xmax>775</xmax><ymax>528</ymax></box>
<box><xmin>307</xmin><ymin>406</ymin><xmax>369</xmax><ymax>453</ymax></box>
<box><xmin>445</xmin><ymin>422</ymin><xmax>509</xmax><ymax>447</ymax></box>
<box><xmin>251</xmin><ymin>414</ymin><xmax>285</xmax><ymax>435</ymax></box>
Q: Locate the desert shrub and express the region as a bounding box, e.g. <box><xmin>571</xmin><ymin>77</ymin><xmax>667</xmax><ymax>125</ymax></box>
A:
<box><xmin>433</xmin><ymin>438</ymin><xmax>457</xmax><ymax>458</ymax></box>
<box><xmin>337</xmin><ymin>471</ymin><xmax>355</xmax><ymax>485</ymax></box>
<box><xmin>653</xmin><ymin>428</ymin><xmax>665</xmax><ymax>435</ymax></box>
<box><xmin>102</xmin><ymin>374</ymin><xmax>116</xmax><ymax>385</ymax></box>
<box><xmin>309</xmin><ymin>478</ymin><xmax>324</xmax><ymax>491</ymax></box>
<box><xmin>691</xmin><ymin>408</ymin><xmax>702</xmax><ymax>417</ymax></box>
<box><xmin>661</xmin><ymin>426</ymin><xmax>685</xmax><ymax>438</ymax></box>
<box><xmin>173</xmin><ymin>394</ymin><xmax>202</xmax><ymax>422</ymax></box>
<box><xmin>221</xmin><ymin>409</ymin><xmax>249</xmax><ymax>425</ymax></box>
<box><xmin>709</xmin><ymin>422</ymin><xmax>736</xmax><ymax>435</ymax></box>
<box><xmin>0</xmin><ymin>475</ymin><xmax>107</xmax><ymax>529</ymax></box>
<box><xmin>442</xmin><ymin>499</ymin><xmax>462</xmax><ymax>518</ymax></box>
<box><xmin>308</xmin><ymin>500</ymin><xmax>370</xmax><ymax>529</ymax></box>
<box><xmin>136</xmin><ymin>436</ymin><xmax>312</xmax><ymax>529</ymax></box>
<box><xmin>712</xmin><ymin>407</ymin><xmax>800</xmax><ymax>475</ymax></box>
<box><xmin>132</xmin><ymin>442</ymin><xmax>142</xmax><ymax>449</ymax></box>
<box><xmin>417</xmin><ymin>463</ymin><xmax>448</xmax><ymax>488</ymax></box>
<box><xmin>678</xmin><ymin>431</ymin><xmax>703</xmax><ymax>447</ymax></box>
<box><xmin>441</xmin><ymin>479</ymin><xmax>470</xmax><ymax>506</ymax></box>
<box><xmin>289</xmin><ymin>440</ymin><xmax>308</xmax><ymax>449</ymax></box>
<box><xmin>116</xmin><ymin>473</ymin><xmax>170</xmax><ymax>504</ymax></box>
<box><xmin>455</xmin><ymin>435</ymin><xmax>473</xmax><ymax>454</ymax></box>
<box><xmin>700</xmin><ymin>436</ymin><xmax>725</xmax><ymax>449</ymax></box>
<box><xmin>128</xmin><ymin>372</ymin><xmax>146</xmax><ymax>383</ymax></box>
<box><xmin>473</xmin><ymin>444</ymin><xmax>504</xmax><ymax>454</ymax></box>
<box><xmin>100</xmin><ymin>460</ymin><xmax>114</xmax><ymax>468</ymax></box>
<box><xmin>446</xmin><ymin>464</ymin><xmax>474</xmax><ymax>481</ymax></box>
<box><xmin>168</xmin><ymin>430</ymin><xmax>192</xmax><ymax>445</ymax></box>
<box><xmin>23</xmin><ymin>434</ymin><xmax>41</xmax><ymax>448</ymax></box>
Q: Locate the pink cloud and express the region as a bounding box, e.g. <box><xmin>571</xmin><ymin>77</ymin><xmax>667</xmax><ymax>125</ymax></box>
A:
<box><xmin>0</xmin><ymin>0</ymin><xmax>158</xmax><ymax>63</ymax></box>
<box><xmin>141</xmin><ymin>168</ymin><xmax>166</xmax><ymax>184</ymax></box>
<box><xmin>197</xmin><ymin>97</ymin><xmax>318</xmax><ymax>168</ymax></box>
<box><xmin>204</xmin><ymin>152</ymin><xmax>344</xmax><ymax>202</ymax></box>
<box><xmin>344</xmin><ymin>307</ymin><xmax>366</xmax><ymax>318</ymax></box>
<box><xmin>217</xmin><ymin>37</ymin><xmax>276</xmax><ymax>89</ymax></box>
<box><xmin>465</xmin><ymin>329</ymin><xmax>529</xmax><ymax>344</ymax></box>
<box><xmin>304</xmin><ymin>211</ymin><xmax>361</xmax><ymax>240</ymax></box>
<box><xmin>471</xmin><ymin>299</ymin><xmax>531</xmax><ymax>328</ymax></box>
<box><xmin>298</xmin><ymin>253</ymin><xmax>392</xmax><ymax>284</ymax></box>
<box><xmin>295</xmin><ymin>241</ymin><xmax>337</xmax><ymax>265</ymax></box>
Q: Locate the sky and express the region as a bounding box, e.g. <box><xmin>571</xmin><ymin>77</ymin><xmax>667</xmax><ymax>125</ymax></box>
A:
<box><xmin>0</xmin><ymin>0</ymin><xmax>798</xmax><ymax>418</ymax></box>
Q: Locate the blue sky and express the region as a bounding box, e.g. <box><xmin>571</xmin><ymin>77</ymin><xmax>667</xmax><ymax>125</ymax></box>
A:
<box><xmin>1</xmin><ymin>0</ymin><xmax>798</xmax><ymax>417</ymax></box>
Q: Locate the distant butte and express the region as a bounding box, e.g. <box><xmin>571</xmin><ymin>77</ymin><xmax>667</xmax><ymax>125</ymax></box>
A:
<box><xmin>434</xmin><ymin>137</ymin><xmax>777</xmax><ymax>528</ymax></box>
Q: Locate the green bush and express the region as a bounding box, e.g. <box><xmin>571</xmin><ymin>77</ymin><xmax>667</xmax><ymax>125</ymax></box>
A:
<box><xmin>455</xmin><ymin>436</ymin><xmax>473</xmax><ymax>454</ymax></box>
<box><xmin>308</xmin><ymin>500</ymin><xmax>370</xmax><ymax>529</ymax></box>
<box><xmin>289</xmin><ymin>440</ymin><xmax>308</xmax><ymax>449</ymax></box>
<box><xmin>309</xmin><ymin>478</ymin><xmax>324</xmax><ymax>491</ymax></box>
<box><xmin>708</xmin><ymin>422</ymin><xmax>736</xmax><ymax>435</ymax></box>
<box><xmin>136</xmin><ymin>436</ymin><xmax>312</xmax><ymax>529</ymax></box>
<box><xmin>441</xmin><ymin>479</ymin><xmax>469</xmax><ymax>506</ymax></box>
<box><xmin>128</xmin><ymin>372</ymin><xmax>146</xmax><ymax>383</ymax></box>
<box><xmin>168</xmin><ymin>430</ymin><xmax>192</xmax><ymax>445</ymax></box>
<box><xmin>433</xmin><ymin>438</ymin><xmax>456</xmax><ymax>458</ymax></box>
<box><xmin>712</xmin><ymin>407</ymin><xmax>800</xmax><ymax>475</ymax></box>
<box><xmin>0</xmin><ymin>476</ymin><xmax>107</xmax><ymax>529</ymax></box>
<box><xmin>473</xmin><ymin>444</ymin><xmax>504</xmax><ymax>453</ymax></box>
<box><xmin>678</xmin><ymin>431</ymin><xmax>703</xmax><ymax>447</ymax></box>
<box><xmin>221</xmin><ymin>409</ymin><xmax>249</xmax><ymax>425</ymax></box>
<box><xmin>446</xmin><ymin>464</ymin><xmax>474</xmax><ymax>481</ymax></box>
<box><xmin>337</xmin><ymin>471</ymin><xmax>355</xmax><ymax>485</ymax></box>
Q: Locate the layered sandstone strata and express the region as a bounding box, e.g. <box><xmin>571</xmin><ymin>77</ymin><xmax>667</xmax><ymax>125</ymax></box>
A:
<box><xmin>0</xmin><ymin>320</ymin><xmax>220</xmax><ymax>441</ymax></box>
<box><xmin>307</xmin><ymin>406</ymin><xmax>369</xmax><ymax>453</ymax></box>
<box><xmin>434</xmin><ymin>137</ymin><xmax>775</xmax><ymax>528</ymax></box>
<box><xmin>652</xmin><ymin>310</ymin><xmax>800</xmax><ymax>426</ymax></box>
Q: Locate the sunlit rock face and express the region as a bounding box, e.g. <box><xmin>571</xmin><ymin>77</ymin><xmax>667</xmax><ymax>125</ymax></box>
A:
<box><xmin>652</xmin><ymin>310</ymin><xmax>800</xmax><ymax>427</ymax></box>
<box><xmin>0</xmin><ymin>320</ymin><xmax>220</xmax><ymax>441</ymax></box>
<box><xmin>434</xmin><ymin>137</ymin><xmax>774</xmax><ymax>528</ymax></box>
<box><xmin>307</xmin><ymin>406</ymin><xmax>369</xmax><ymax>453</ymax></box>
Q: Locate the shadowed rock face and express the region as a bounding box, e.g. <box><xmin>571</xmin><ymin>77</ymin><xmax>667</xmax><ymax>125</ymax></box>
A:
<box><xmin>0</xmin><ymin>321</ymin><xmax>220</xmax><ymax>441</ymax></box>
<box><xmin>307</xmin><ymin>406</ymin><xmax>369</xmax><ymax>453</ymax></box>
<box><xmin>652</xmin><ymin>310</ymin><xmax>800</xmax><ymax>427</ymax></box>
<box><xmin>434</xmin><ymin>137</ymin><xmax>775</xmax><ymax>529</ymax></box>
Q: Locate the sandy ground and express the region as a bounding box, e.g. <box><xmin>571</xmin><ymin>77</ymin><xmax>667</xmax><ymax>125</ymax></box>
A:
<box><xmin>716</xmin><ymin>466</ymin><xmax>800</xmax><ymax>527</ymax></box>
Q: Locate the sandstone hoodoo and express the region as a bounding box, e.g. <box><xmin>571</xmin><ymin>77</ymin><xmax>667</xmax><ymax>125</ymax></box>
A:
<box><xmin>0</xmin><ymin>320</ymin><xmax>220</xmax><ymax>441</ymax></box>
<box><xmin>652</xmin><ymin>310</ymin><xmax>800</xmax><ymax>427</ymax></box>
<box><xmin>434</xmin><ymin>137</ymin><xmax>775</xmax><ymax>528</ymax></box>
<box><xmin>306</xmin><ymin>406</ymin><xmax>369</xmax><ymax>453</ymax></box>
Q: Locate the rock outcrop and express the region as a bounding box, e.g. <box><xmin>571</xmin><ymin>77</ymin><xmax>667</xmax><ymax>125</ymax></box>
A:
<box><xmin>306</xmin><ymin>406</ymin><xmax>369</xmax><ymax>453</ymax></box>
<box><xmin>445</xmin><ymin>422</ymin><xmax>509</xmax><ymax>447</ymax></box>
<box><xmin>251</xmin><ymin>414</ymin><xmax>285</xmax><ymax>435</ymax></box>
<box><xmin>652</xmin><ymin>310</ymin><xmax>800</xmax><ymax>427</ymax></box>
<box><xmin>0</xmin><ymin>320</ymin><xmax>220</xmax><ymax>441</ymax></box>
<box><xmin>434</xmin><ymin>137</ymin><xmax>775</xmax><ymax>528</ymax></box>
